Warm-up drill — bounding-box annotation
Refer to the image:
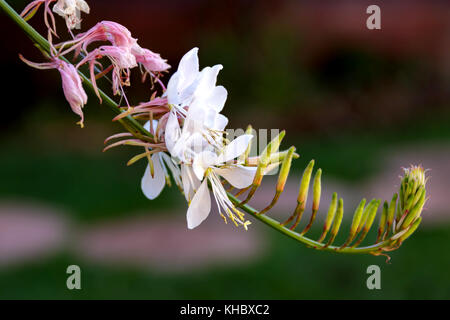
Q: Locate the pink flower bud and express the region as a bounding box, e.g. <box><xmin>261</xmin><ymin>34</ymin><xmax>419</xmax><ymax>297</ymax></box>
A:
<box><xmin>71</xmin><ymin>21</ymin><xmax>137</xmax><ymax>53</ymax></box>
<box><xmin>20</xmin><ymin>55</ymin><xmax>87</xmax><ymax>127</ymax></box>
<box><xmin>58</xmin><ymin>61</ymin><xmax>88</xmax><ymax>127</ymax></box>
<box><xmin>131</xmin><ymin>44</ymin><xmax>170</xmax><ymax>73</ymax></box>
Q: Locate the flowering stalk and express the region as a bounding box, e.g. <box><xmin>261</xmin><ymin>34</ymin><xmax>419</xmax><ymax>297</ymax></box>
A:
<box><xmin>1</xmin><ymin>0</ymin><xmax>428</xmax><ymax>258</ymax></box>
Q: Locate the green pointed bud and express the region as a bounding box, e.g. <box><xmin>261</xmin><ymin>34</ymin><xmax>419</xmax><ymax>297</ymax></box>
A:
<box><xmin>318</xmin><ymin>192</ymin><xmax>337</xmax><ymax>243</ymax></box>
<box><xmin>356</xmin><ymin>199</ymin><xmax>378</xmax><ymax>235</ymax></box>
<box><xmin>312</xmin><ymin>169</ymin><xmax>322</xmax><ymax>212</ymax></box>
<box><xmin>349</xmin><ymin>198</ymin><xmax>366</xmax><ymax>237</ymax></box>
<box><xmin>269</xmin><ymin>149</ymin><xmax>299</xmax><ymax>164</ymax></box>
<box><xmin>276</xmin><ymin>147</ymin><xmax>295</xmax><ymax>192</ymax></box>
<box><xmin>377</xmin><ymin>201</ymin><xmax>389</xmax><ymax>241</ymax></box>
<box><xmin>267</xmin><ymin>130</ymin><xmax>286</xmax><ymax>155</ymax></box>
<box><xmin>363</xmin><ymin>200</ymin><xmax>380</xmax><ymax>234</ymax></box>
<box><xmin>384</xmin><ymin>193</ymin><xmax>398</xmax><ymax>240</ymax></box>
<box><xmin>402</xmin><ymin>188</ymin><xmax>426</xmax><ymax>229</ymax></box>
<box><xmin>352</xmin><ymin>200</ymin><xmax>380</xmax><ymax>247</ymax></box>
<box><xmin>397</xmin><ymin>217</ymin><xmax>422</xmax><ymax>243</ymax></box>
<box><xmin>326</xmin><ymin>198</ymin><xmax>344</xmax><ymax>246</ymax></box>
<box><xmin>339</xmin><ymin>198</ymin><xmax>366</xmax><ymax>249</ymax></box>
<box><xmin>261</xmin><ymin>130</ymin><xmax>286</xmax><ymax>165</ymax></box>
<box><xmin>240</xmin><ymin>125</ymin><xmax>254</xmax><ymax>164</ymax></box>
<box><xmin>297</xmin><ymin>159</ymin><xmax>315</xmax><ymax>206</ymax></box>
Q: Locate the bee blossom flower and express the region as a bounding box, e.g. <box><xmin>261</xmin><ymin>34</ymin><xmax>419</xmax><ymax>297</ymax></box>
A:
<box><xmin>20</xmin><ymin>55</ymin><xmax>87</xmax><ymax>127</ymax></box>
<box><xmin>65</xmin><ymin>21</ymin><xmax>137</xmax><ymax>54</ymax></box>
<box><xmin>77</xmin><ymin>45</ymin><xmax>137</xmax><ymax>97</ymax></box>
<box><xmin>164</xmin><ymin>47</ymin><xmax>228</xmax><ymax>155</ymax></box>
<box><xmin>186</xmin><ymin>134</ymin><xmax>256</xmax><ymax>229</ymax></box>
<box><xmin>53</xmin><ymin>0</ymin><xmax>90</xmax><ymax>30</ymax></box>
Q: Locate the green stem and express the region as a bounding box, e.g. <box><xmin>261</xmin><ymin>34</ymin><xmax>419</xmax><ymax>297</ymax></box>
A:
<box><xmin>0</xmin><ymin>0</ymin><xmax>388</xmax><ymax>255</ymax></box>
<box><xmin>228</xmin><ymin>193</ymin><xmax>390</xmax><ymax>254</ymax></box>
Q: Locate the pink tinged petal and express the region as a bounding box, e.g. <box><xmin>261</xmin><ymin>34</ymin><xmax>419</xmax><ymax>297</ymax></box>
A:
<box><xmin>214</xmin><ymin>166</ymin><xmax>257</xmax><ymax>189</ymax></box>
<box><xmin>58</xmin><ymin>61</ymin><xmax>88</xmax><ymax>126</ymax></box>
<box><xmin>132</xmin><ymin>45</ymin><xmax>170</xmax><ymax>72</ymax></box>
<box><xmin>141</xmin><ymin>154</ymin><xmax>166</xmax><ymax>200</ymax></box>
<box><xmin>218</xmin><ymin>134</ymin><xmax>253</xmax><ymax>163</ymax></box>
<box><xmin>186</xmin><ymin>179</ymin><xmax>211</xmax><ymax>229</ymax></box>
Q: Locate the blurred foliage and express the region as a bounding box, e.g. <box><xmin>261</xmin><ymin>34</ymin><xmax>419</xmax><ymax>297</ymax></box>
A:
<box><xmin>0</xmin><ymin>225</ymin><xmax>449</xmax><ymax>299</ymax></box>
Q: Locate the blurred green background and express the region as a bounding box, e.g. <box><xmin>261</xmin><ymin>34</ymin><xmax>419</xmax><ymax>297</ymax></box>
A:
<box><xmin>0</xmin><ymin>0</ymin><xmax>449</xmax><ymax>299</ymax></box>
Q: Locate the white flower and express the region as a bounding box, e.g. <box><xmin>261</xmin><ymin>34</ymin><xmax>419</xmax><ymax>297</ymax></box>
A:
<box><xmin>140</xmin><ymin>121</ymin><xmax>182</xmax><ymax>200</ymax></box>
<box><xmin>53</xmin><ymin>0</ymin><xmax>90</xmax><ymax>30</ymax></box>
<box><xmin>164</xmin><ymin>47</ymin><xmax>228</xmax><ymax>157</ymax></box>
<box><xmin>186</xmin><ymin>134</ymin><xmax>256</xmax><ymax>229</ymax></box>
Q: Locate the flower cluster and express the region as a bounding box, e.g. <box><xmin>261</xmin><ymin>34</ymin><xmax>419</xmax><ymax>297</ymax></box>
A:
<box><xmin>20</xmin><ymin>0</ymin><xmax>259</xmax><ymax>229</ymax></box>
<box><xmin>21</xmin><ymin>1</ymin><xmax>169</xmax><ymax>127</ymax></box>
<box><xmin>141</xmin><ymin>48</ymin><xmax>257</xmax><ymax>229</ymax></box>
<box><xmin>7</xmin><ymin>0</ymin><xmax>429</xmax><ymax>255</ymax></box>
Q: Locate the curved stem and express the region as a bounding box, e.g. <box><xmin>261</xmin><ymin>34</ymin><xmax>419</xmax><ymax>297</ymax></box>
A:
<box><xmin>0</xmin><ymin>0</ymin><xmax>392</xmax><ymax>255</ymax></box>
<box><xmin>228</xmin><ymin>193</ymin><xmax>390</xmax><ymax>254</ymax></box>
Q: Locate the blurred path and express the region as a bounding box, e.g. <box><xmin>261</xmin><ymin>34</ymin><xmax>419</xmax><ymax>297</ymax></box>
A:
<box><xmin>72</xmin><ymin>213</ymin><xmax>265</xmax><ymax>272</ymax></box>
<box><xmin>0</xmin><ymin>202</ymin><xmax>69</xmax><ymax>266</ymax></box>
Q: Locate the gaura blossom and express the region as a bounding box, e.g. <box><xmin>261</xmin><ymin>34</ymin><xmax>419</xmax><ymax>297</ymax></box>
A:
<box><xmin>141</xmin><ymin>121</ymin><xmax>182</xmax><ymax>200</ymax></box>
<box><xmin>56</xmin><ymin>21</ymin><xmax>169</xmax><ymax>99</ymax></box>
<box><xmin>64</xmin><ymin>21</ymin><xmax>137</xmax><ymax>54</ymax></box>
<box><xmin>187</xmin><ymin>134</ymin><xmax>256</xmax><ymax>229</ymax></box>
<box><xmin>165</xmin><ymin>47</ymin><xmax>227</xmax><ymax>116</ymax></box>
<box><xmin>77</xmin><ymin>45</ymin><xmax>137</xmax><ymax>97</ymax></box>
<box><xmin>20</xmin><ymin>55</ymin><xmax>87</xmax><ymax>127</ymax></box>
<box><xmin>60</xmin><ymin>21</ymin><xmax>169</xmax><ymax>75</ymax></box>
<box><xmin>53</xmin><ymin>0</ymin><xmax>90</xmax><ymax>30</ymax></box>
<box><xmin>164</xmin><ymin>48</ymin><xmax>228</xmax><ymax>157</ymax></box>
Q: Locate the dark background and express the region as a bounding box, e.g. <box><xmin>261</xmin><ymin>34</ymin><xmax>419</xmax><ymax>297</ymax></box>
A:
<box><xmin>0</xmin><ymin>0</ymin><xmax>449</xmax><ymax>299</ymax></box>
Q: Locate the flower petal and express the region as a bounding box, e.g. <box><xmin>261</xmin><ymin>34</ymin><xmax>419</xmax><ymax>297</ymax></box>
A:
<box><xmin>215</xmin><ymin>165</ymin><xmax>256</xmax><ymax>189</ymax></box>
<box><xmin>141</xmin><ymin>154</ymin><xmax>166</xmax><ymax>200</ymax></box>
<box><xmin>178</xmin><ymin>47</ymin><xmax>199</xmax><ymax>90</ymax></box>
<box><xmin>217</xmin><ymin>134</ymin><xmax>253</xmax><ymax>163</ymax></box>
<box><xmin>181</xmin><ymin>164</ymin><xmax>200</xmax><ymax>201</ymax></box>
<box><xmin>195</xmin><ymin>64</ymin><xmax>223</xmax><ymax>95</ymax></box>
<box><xmin>207</xmin><ymin>85</ymin><xmax>227</xmax><ymax>112</ymax></box>
<box><xmin>192</xmin><ymin>151</ymin><xmax>218</xmax><ymax>180</ymax></box>
<box><xmin>186</xmin><ymin>179</ymin><xmax>211</xmax><ymax>229</ymax></box>
<box><xmin>213</xmin><ymin>114</ymin><xmax>229</xmax><ymax>132</ymax></box>
<box><xmin>164</xmin><ymin>111</ymin><xmax>181</xmax><ymax>156</ymax></box>
<box><xmin>165</xmin><ymin>71</ymin><xmax>180</xmax><ymax>105</ymax></box>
